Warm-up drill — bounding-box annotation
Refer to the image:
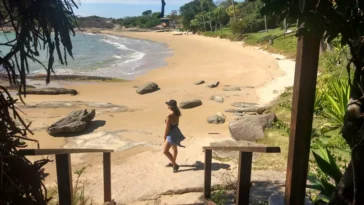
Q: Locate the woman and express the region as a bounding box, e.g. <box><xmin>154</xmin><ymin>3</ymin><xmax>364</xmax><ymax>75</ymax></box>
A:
<box><xmin>163</xmin><ymin>99</ymin><xmax>185</xmax><ymax>173</ymax></box>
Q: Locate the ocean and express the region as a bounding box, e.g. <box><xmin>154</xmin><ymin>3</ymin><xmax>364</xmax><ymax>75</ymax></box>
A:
<box><xmin>0</xmin><ymin>32</ymin><xmax>172</xmax><ymax>79</ymax></box>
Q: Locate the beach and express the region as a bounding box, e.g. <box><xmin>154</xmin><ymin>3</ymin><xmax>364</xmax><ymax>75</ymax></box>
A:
<box><xmin>17</xmin><ymin>31</ymin><xmax>294</xmax><ymax>204</ymax></box>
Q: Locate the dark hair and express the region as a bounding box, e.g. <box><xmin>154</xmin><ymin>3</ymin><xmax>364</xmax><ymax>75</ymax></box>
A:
<box><xmin>170</xmin><ymin>105</ymin><xmax>181</xmax><ymax>117</ymax></box>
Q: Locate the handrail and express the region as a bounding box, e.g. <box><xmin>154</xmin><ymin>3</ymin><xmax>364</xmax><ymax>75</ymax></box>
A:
<box><xmin>20</xmin><ymin>148</ymin><xmax>114</xmax><ymax>205</ymax></box>
<box><xmin>18</xmin><ymin>148</ymin><xmax>114</xmax><ymax>155</ymax></box>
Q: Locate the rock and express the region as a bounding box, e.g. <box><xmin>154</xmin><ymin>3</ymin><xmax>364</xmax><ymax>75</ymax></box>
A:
<box><xmin>180</xmin><ymin>99</ymin><xmax>202</xmax><ymax>109</ymax></box>
<box><xmin>136</xmin><ymin>82</ymin><xmax>159</xmax><ymax>94</ymax></box>
<box><xmin>231</xmin><ymin>102</ymin><xmax>258</xmax><ymax>108</ymax></box>
<box><xmin>223</xmin><ymin>86</ymin><xmax>241</xmax><ymax>91</ymax></box>
<box><xmin>18</xmin><ymin>87</ymin><xmax>77</xmax><ymax>95</ymax></box>
<box><xmin>209</xmin><ymin>95</ymin><xmax>224</xmax><ymax>103</ymax></box>
<box><xmin>229</xmin><ymin>113</ymin><xmax>276</xmax><ymax>141</ymax></box>
<box><xmin>225</xmin><ymin>106</ymin><xmax>267</xmax><ymax>115</ymax></box>
<box><xmin>206</xmin><ymin>81</ymin><xmax>219</xmax><ymax>88</ymax></box>
<box><xmin>19</xmin><ymin>101</ymin><xmax>128</xmax><ymax>112</ymax></box>
<box><xmin>207</xmin><ymin>112</ymin><xmax>226</xmax><ymax>124</ymax></box>
<box><xmin>47</xmin><ymin>109</ymin><xmax>96</xmax><ymax>135</ymax></box>
<box><xmin>194</xmin><ymin>80</ymin><xmax>205</xmax><ymax>85</ymax></box>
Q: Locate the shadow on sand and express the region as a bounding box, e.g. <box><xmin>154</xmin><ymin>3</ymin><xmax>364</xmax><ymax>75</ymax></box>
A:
<box><xmin>177</xmin><ymin>160</ymin><xmax>230</xmax><ymax>173</ymax></box>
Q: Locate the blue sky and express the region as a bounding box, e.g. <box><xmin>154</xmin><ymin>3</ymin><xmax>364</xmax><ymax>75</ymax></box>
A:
<box><xmin>76</xmin><ymin>0</ymin><xmax>192</xmax><ymax>18</ymax></box>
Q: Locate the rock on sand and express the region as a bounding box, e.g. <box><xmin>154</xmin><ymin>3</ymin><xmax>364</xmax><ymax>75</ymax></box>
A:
<box><xmin>136</xmin><ymin>82</ymin><xmax>159</xmax><ymax>94</ymax></box>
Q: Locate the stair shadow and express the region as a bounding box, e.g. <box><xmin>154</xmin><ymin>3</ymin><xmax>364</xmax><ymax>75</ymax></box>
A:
<box><xmin>177</xmin><ymin>161</ymin><xmax>230</xmax><ymax>173</ymax></box>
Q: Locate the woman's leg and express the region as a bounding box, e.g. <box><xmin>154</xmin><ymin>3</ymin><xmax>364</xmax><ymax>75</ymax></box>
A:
<box><xmin>171</xmin><ymin>145</ymin><xmax>178</xmax><ymax>162</ymax></box>
<box><xmin>163</xmin><ymin>140</ymin><xmax>176</xmax><ymax>166</ymax></box>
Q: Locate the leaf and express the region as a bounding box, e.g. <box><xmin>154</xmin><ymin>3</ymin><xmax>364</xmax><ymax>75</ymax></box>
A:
<box><xmin>320</xmin><ymin>178</ymin><xmax>336</xmax><ymax>197</ymax></box>
<box><xmin>312</xmin><ymin>149</ymin><xmax>343</xmax><ymax>184</ymax></box>
<box><xmin>299</xmin><ymin>0</ymin><xmax>306</xmax><ymax>13</ymax></box>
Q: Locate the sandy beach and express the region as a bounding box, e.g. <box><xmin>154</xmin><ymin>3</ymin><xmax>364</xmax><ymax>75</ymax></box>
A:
<box><xmin>17</xmin><ymin>31</ymin><xmax>294</xmax><ymax>204</ymax></box>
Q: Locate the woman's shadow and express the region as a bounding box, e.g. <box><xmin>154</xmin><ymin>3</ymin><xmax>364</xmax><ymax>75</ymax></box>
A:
<box><xmin>178</xmin><ymin>161</ymin><xmax>230</xmax><ymax>172</ymax></box>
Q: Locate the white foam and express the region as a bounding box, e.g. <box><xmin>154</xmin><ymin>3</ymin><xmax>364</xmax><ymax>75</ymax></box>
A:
<box><xmin>101</xmin><ymin>39</ymin><xmax>130</xmax><ymax>50</ymax></box>
<box><xmin>84</xmin><ymin>32</ymin><xmax>96</xmax><ymax>36</ymax></box>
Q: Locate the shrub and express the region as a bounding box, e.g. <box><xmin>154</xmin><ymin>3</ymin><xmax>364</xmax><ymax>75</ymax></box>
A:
<box><xmin>230</xmin><ymin>20</ymin><xmax>245</xmax><ymax>34</ymax></box>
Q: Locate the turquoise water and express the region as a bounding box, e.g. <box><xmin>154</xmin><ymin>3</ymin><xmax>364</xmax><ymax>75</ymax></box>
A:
<box><xmin>0</xmin><ymin>32</ymin><xmax>172</xmax><ymax>79</ymax></box>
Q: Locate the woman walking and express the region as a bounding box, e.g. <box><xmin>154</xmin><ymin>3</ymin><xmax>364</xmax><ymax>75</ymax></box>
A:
<box><xmin>163</xmin><ymin>99</ymin><xmax>185</xmax><ymax>173</ymax></box>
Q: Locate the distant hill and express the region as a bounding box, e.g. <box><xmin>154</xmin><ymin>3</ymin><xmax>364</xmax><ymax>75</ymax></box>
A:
<box><xmin>77</xmin><ymin>16</ymin><xmax>115</xmax><ymax>29</ymax></box>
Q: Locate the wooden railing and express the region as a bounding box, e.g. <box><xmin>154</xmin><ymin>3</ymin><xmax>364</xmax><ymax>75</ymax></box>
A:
<box><xmin>203</xmin><ymin>145</ymin><xmax>281</xmax><ymax>205</ymax></box>
<box><xmin>18</xmin><ymin>149</ymin><xmax>114</xmax><ymax>205</ymax></box>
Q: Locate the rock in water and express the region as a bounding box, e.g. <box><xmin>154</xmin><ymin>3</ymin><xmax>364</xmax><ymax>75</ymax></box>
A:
<box><xmin>136</xmin><ymin>82</ymin><xmax>159</xmax><ymax>94</ymax></box>
<box><xmin>18</xmin><ymin>87</ymin><xmax>78</xmax><ymax>95</ymax></box>
<box><xmin>206</xmin><ymin>81</ymin><xmax>219</xmax><ymax>88</ymax></box>
<box><xmin>180</xmin><ymin>99</ymin><xmax>202</xmax><ymax>109</ymax></box>
<box><xmin>223</xmin><ymin>86</ymin><xmax>241</xmax><ymax>91</ymax></box>
<box><xmin>194</xmin><ymin>80</ymin><xmax>205</xmax><ymax>85</ymax></box>
<box><xmin>209</xmin><ymin>95</ymin><xmax>224</xmax><ymax>103</ymax></box>
<box><xmin>229</xmin><ymin>113</ymin><xmax>276</xmax><ymax>141</ymax></box>
<box><xmin>207</xmin><ymin>112</ymin><xmax>226</xmax><ymax>124</ymax></box>
<box><xmin>47</xmin><ymin>109</ymin><xmax>96</xmax><ymax>135</ymax></box>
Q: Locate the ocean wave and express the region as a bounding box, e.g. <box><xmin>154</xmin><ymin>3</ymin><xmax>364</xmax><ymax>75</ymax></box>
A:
<box><xmin>84</xmin><ymin>33</ymin><xmax>96</xmax><ymax>36</ymax></box>
<box><xmin>101</xmin><ymin>39</ymin><xmax>130</xmax><ymax>50</ymax></box>
<box><xmin>102</xmin><ymin>34</ymin><xmax>120</xmax><ymax>40</ymax></box>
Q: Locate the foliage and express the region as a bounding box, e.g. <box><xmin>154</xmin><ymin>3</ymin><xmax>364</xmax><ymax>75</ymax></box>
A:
<box><xmin>322</xmin><ymin>79</ymin><xmax>350</xmax><ymax>128</ymax></box>
<box><xmin>0</xmin><ymin>0</ymin><xmax>78</xmax><ymax>204</ymax></box>
<box><xmin>78</xmin><ymin>16</ymin><xmax>115</xmax><ymax>29</ymax></box>
<box><xmin>113</xmin><ymin>11</ymin><xmax>162</xmax><ymax>28</ymax></box>
<box><xmin>230</xmin><ymin>20</ymin><xmax>245</xmax><ymax>34</ymax></box>
<box><xmin>180</xmin><ymin>0</ymin><xmax>205</xmax><ymax>30</ymax></box>
<box><xmin>211</xmin><ymin>189</ymin><xmax>227</xmax><ymax>205</ymax></box>
<box><xmin>307</xmin><ymin>146</ymin><xmax>344</xmax><ymax>204</ymax></box>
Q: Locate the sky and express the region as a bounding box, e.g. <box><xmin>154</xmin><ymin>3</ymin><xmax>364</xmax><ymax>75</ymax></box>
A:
<box><xmin>76</xmin><ymin>0</ymin><xmax>192</xmax><ymax>18</ymax></box>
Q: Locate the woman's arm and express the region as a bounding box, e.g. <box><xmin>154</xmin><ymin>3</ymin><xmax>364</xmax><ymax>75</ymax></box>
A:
<box><xmin>164</xmin><ymin>115</ymin><xmax>171</xmax><ymax>141</ymax></box>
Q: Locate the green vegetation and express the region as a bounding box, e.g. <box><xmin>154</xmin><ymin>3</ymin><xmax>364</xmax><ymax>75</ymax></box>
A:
<box><xmin>112</xmin><ymin>10</ymin><xmax>163</xmax><ymax>28</ymax></box>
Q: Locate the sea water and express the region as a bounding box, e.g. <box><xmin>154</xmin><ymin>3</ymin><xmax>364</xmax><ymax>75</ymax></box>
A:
<box><xmin>0</xmin><ymin>32</ymin><xmax>172</xmax><ymax>79</ymax></box>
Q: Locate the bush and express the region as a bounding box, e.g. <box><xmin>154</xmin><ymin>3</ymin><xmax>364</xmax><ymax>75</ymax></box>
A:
<box><xmin>230</xmin><ymin>20</ymin><xmax>245</xmax><ymax>34</ymax></box>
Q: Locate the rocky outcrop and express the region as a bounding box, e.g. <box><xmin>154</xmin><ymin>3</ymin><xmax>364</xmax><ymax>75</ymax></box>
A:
<box><xmin>47</xmin><ymin>109</ymin><xmax>96</xmax><ymax>135</ymax></box>
<box><xmin>225</xmin><ymin>106</ymin><xmax>267</xmax><ymax>115</ymax></box>
<box><xmin>194</xmin><ymin>80</ymin><xmax>205</xmax><ymax>85</ymax></box>
<box><xmin>180</xmin><ymin>99</ymin><xmax>202</xmax><ymax>109</ymax></box>
<box><xmin>18</xmin><ymin>87</ymin><xmax>78</xmax><ymax>95</ymax></box>
<box><xmin>209</xmin><ymin>95</ymin><xmax>224</xmax><ymax>103</ymax></box>
<box><xmin>136</xmin><ymin>82</ymin><xmax>159</xmax><ymax>95</ymax></box>
<box><xmin>206</xmin><ymin>81</ymin><xmax>219</xmax><ymax>88</ymax></box>
<box><xmin>223</xmin><ymin>86</ymin><xmax>241</xmax><ymax>91</ymax></box>
<box><xmin>231</xmin><ymin>102</ymin><xmax>258</xmax><ymax>108</ymax></box>
<box><xmin>229</xmin><ymin>113</ymin><xmax>276</xmax><ymax>141</ymax></box>
<box><xmin>207</xmin><ymin>112</ymin><xmax>226</xmax><ymax>124</ymax></box>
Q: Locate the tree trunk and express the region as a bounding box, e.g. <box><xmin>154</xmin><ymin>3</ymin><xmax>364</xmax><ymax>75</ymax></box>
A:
<box><xmin>209</xmin><ymin>20</ymin><xmax>213</xmax><ymax>31</ymax></box>
<box><xmin>329</xmin><ymin>43</ymin><xmax>364</xmax><ymax>204</ymax></box>
<box><xmin>202</xmin><ymin>15</ymin><xmax>207</xmax><ymax>32</ymax></box>
<box><xmin>232</xmin><ymin>0</ymin><xmax>236</xmax><ymax>21</ymax></box>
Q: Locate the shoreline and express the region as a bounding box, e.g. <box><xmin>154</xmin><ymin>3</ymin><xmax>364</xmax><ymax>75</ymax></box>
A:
<box><xmin>18</xmin><ymin>30</ymin><xmax>294</xmax><ymax>204</ymax></box>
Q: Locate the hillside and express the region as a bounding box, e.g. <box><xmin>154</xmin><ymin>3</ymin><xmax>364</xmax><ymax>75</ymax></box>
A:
<box><xmin>77</xmin><ymin>16</ymin><xmax>115</xmax><ymax>29</ymax></box>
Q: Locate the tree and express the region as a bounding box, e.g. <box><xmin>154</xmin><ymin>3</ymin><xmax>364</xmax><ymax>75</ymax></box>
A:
<box><xmin>142</xmin><ymin>10</ymin><xmax>152</xmax><ymax>16</ymax></box>
<box><xmin>180</xmin><ymin>0</ymin><xmax>201</xmax><ymax>30</ymax></box>
<box><xmin>169</xmin><ymin>10</ymin><xmax>179</xmax><ymax>28</ymax></box>
<box><xmin>214</xmin><ymin>6</ymin><xmax>226</xmax><ymax>32</ymax></box>
<box><xmin>261</xmin><ymin>0</ymin><xmax>364</xmax><ymax>204</ymax></box>
<box><xmin>0</xmin><ymin>0</ymin><xmax>77</xmax><ymax>204</ymax></box>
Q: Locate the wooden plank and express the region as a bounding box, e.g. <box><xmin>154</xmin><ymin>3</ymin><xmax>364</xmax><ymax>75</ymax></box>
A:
<box><xmin>203</xmin><ymin>146</ymin><xmax>280</xmax><ymax>153</ymax></box>
<box><xmin>285</xmin><ymin>25</ymin><xmax>321</xmax><ymax>204</ymax></box>
<box><xmin>103</xmin><ymin>152</ymin><xmax>112</xmax><ymax>202</ymax></box>
<box><xmin>55</xmin><ymin>154</ymin><xmax>73</xmax><ymax>205</ymax></box>
<box><xmin>236</xmin><ymin>152</ymin><xmax>253</xmax><ymax>205</ymax></box>
<box><xmin>204</xmin><ymin>149</ymin><xmax>212</xmax><ymax>199</ymax></box>
<box><xmin>18</xmin><ymin>148</ymin><xmax>114</xmax><ymax>156</ymax></box>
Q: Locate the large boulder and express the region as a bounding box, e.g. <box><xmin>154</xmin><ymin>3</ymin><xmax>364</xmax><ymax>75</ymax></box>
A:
<box><xmin>231</xmin><ymin>102</ymin><xmax>258</xmax><ymax>108</ymax></box>
<box><xmin>136</xmin><ymin>82</ymin><xmax>159</xmax><ymax>94</ymax></box>
<box><xmin>206</xmin><ymin>81</ymin><xmax>219</xmax><ymax>88</ymax></box>
<box><xmin>18</xmin><ymin>87</ymin><xmax>78</xmax><ymax>95</ymax></box>
<box><xmin>194</xmin><ymin>80</ymin><xmax>205</xmax><ymax>85</ymax></box>
<box><xmin>223</xmin><ymin>86</ymin><xmax>241</xmax><ymax>91</ymax></box>
<box><xmin>207</xmin><ymin>112</ymin><xmax>226</xmax><ymax>124</ymax></box>
<box><xmin>229</xmin><ymin>113</ymin><xmax>276</xmax><ymax>141</ymax></box>
<box><xmin>209</xmin><ymin>95</ymin><xmax>224</xmax><ymax>103</ymax></box>
<box><xmin>47</xmin><ymin>109</ymin><xmax>96</xmax><ymax>135</ymax></box>
<box><xmin>225</xmin><ymin>106</ymin><xmax>267</xmax><ymax>115</ymax></box>
<box><xmin>180</xmin><ymin>99</ymin><xmax>202</xmax><ymax>109</ymax></box>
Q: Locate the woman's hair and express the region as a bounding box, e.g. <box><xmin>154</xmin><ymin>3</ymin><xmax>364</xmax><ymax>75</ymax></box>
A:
<box><xmin>170</xmin><ymin>105</ymin><xmax>181</xmax><ymax>117</ymax></box>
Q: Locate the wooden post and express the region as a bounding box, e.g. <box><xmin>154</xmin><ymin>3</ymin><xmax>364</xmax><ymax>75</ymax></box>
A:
<box><xmin>236</xmin><ymin>152</ymin><xmax>253</xmax><ymax>205</ymax></box>
<box><xmin>55</xmin><ymin>154</ymin><xmax>73</xmax><ymax>205</ymax></box>
<box><xmin>204</xmin><ymin>149</ymin><xmax>212</xmax><ymax>199</ymax></box>
<box><xmin>284</xmin><ymin>25</ymin><xmax>321</xmax><ymax>204</ymax></box>
<box><xmin>103</xmin><ymin>152</ymin><xmax>112</xmax><ymax>202</ymax></box>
